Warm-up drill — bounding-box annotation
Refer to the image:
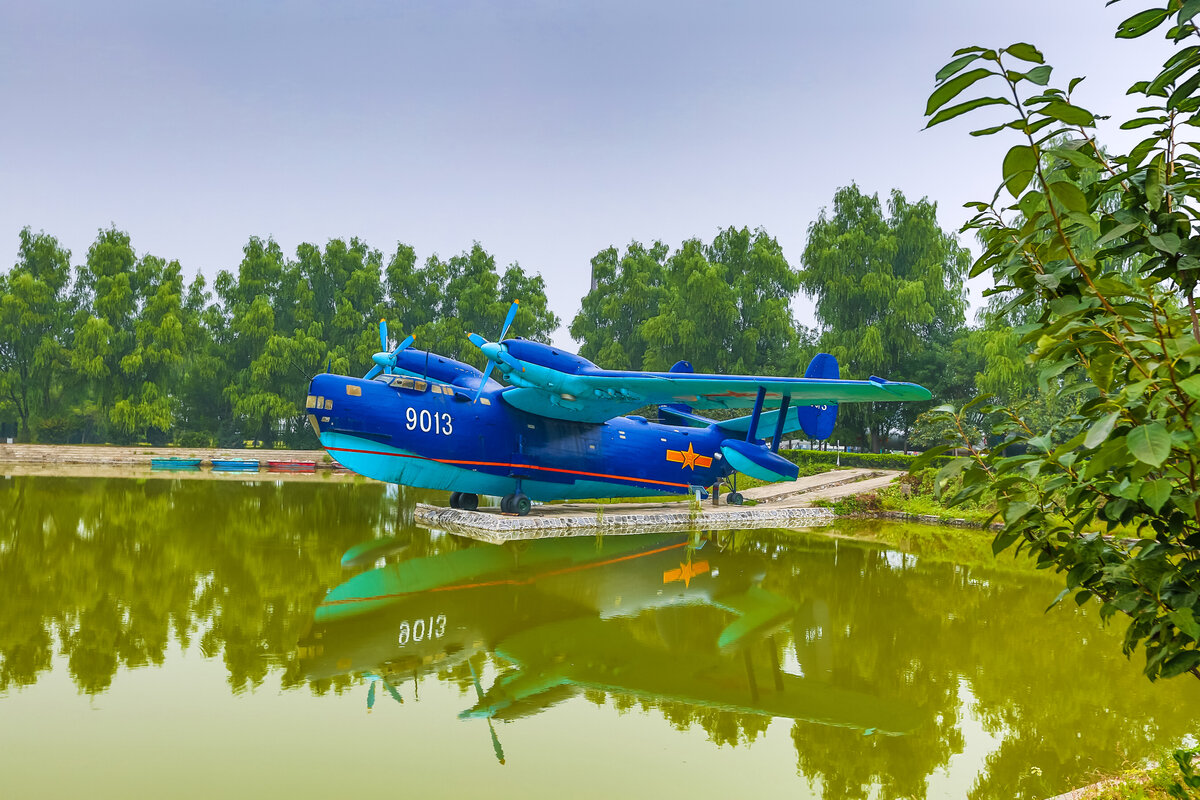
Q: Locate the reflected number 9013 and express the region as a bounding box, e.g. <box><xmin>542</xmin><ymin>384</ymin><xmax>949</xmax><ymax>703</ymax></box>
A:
<box><xmin>398</xmin><ymin>614</ymin><xmax>447</xmax><ymax>646</ymax></box>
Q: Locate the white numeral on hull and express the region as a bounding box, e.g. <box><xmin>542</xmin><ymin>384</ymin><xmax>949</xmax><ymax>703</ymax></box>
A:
<box><xmin>405</xmin><ymin>408</ymin><xmax>453</xmax><ymax>436</ymax></box>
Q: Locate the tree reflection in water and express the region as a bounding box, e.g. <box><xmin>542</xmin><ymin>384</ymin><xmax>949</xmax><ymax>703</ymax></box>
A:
<box><xmin>0</xmin><ymin>475</ymin><xmax>1196</xmax><ymax>799</ymax></box>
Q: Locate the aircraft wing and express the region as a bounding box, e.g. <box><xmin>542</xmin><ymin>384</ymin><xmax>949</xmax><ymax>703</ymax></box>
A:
<box><xmin>501</xmin><ymin>371</ymin><xmax>931</xmax><ymax>424</ymax></box>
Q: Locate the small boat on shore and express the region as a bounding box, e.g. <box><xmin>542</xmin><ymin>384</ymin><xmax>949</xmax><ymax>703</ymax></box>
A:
<box><xmin>151</xmin><ymin>458</ymin><xmax>202</xmax><ymax>470</ymax></box>
<box><xmin>267</xmin><ymin>460</ymin><xmax>317</xmax><ymax>472</ymax></box>
<box><xmin>211</xmin><ymin>459</ymin><xmax>260</xmax><ymax>471</ymax></box>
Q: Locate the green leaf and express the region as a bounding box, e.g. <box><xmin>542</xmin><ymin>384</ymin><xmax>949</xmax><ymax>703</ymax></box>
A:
<box><xmin>1004</xmin><ymin>501</ymin><xmax>1034</xmax><ymax>525</ymax></box>
<box><xmin>1049</xmin><ymin>180</ymin><xmax>1089</xmax><ymax>213</ymax></box>
<box><xmin>1041</xmin><ymin>101</ymin><xmax>1096</xmax><ymax>126</ymax></box>
<box><xmin>1005</xmin><ymin>42</ymin><xmax>1044</xmax><ymax>64</ymax></box>
<box><xmin>1141</xmin><ymin>479</ymin><xmax>1174</xmax><ymax>513</ymax></box>
<box><xmin>1177</xmin><ymin>374</ymin><xmax>1200</xmax><ymax>399</ymax></box>
<box><xmin>1148</xmin><ymin>231</ymin><xmax>1182</xmax><ymax>254</ymax></box>
<box><xmin>1045</xmin><ymin>145</ymin><xmax>1099</xmax><ymax>169</ymax></box>
<box><xmin>1084</xmin><ymin>411</ymin><xmax>1121</xmax><ymax>449</ymax></box>
<box><xmin>1183</xmin><ymin>0</ymin><xmax>1200</xmax><ymax>25</ymax></box>
<box><xmin>1159</xmin><ymin>650</ymin><xmax>1200</xmax><ymax>679</ymax></box>
<box><xmin>1168</xmin><ymin>69</ymin><xmax>1200</xmax><ymax>110</ymax></box>
<box><xmin>1003</xmin><ymin>145</ymin><xmax>1037</xmax><ymax>198</ymax></box>
<box><xmin>1116</xmin><ymin>8</ymin><xmax>1169</xmax><ymax>39</ymax></box>
<box><xmin>925</xmin><ymin>96</ymin><xmax>1012</xmax><ymax>127</ymax></box>
<box><xmin>1025</xmin><ymin>65</ymin><xmax>1053</xmax><ymax>85</ymax></box>
<box><xmin>1120</xmin><ymin>116</ymin><xmax>1166</xmax><ymax>129</ymax></box>
<box><xmin>970</xmin><ymin>122</ymin><xmax>1011</xmax><ymax>137</ymax></box>
<box><xmin>1125</xmin><ymin>422</ymin><xmax>1172</xmax><ymax>467</ymax></box>
<box><xmin>1146</xmin><ymin>155</ymin><xmax>1165</xmax><ymax>211</ymax></box>
<box><xmin>926</xmin><ymin>68</ymin><xmax>997</xmax><ymax>115</ymax></box>
<box><xmin>936</xmin><ymin>53</ymin><xmax>982</xmax><ymax>82</ymax></box>
<box><xmin>1095</xmin><ymin>221</ymin><xmax>1139</xmax><ymax>246</ymax></box>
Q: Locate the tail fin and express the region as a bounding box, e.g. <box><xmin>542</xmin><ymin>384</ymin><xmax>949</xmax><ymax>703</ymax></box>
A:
<box><xmin>795</xmin><ymin>353</ymin><xmax>839</xmax><ymax>439</ymax></box>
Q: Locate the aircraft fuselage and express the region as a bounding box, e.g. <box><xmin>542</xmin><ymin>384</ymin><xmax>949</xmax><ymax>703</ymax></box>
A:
<box><xmin>307</xmin><ymin>369</ymin><xmax>734</xmax><ymax>501</ymax></box>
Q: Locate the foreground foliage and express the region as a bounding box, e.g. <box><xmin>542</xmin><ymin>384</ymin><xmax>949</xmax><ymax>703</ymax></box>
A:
<box><xmin>920</xmin><ymin>2</ymin><xmax>1200</xmax><ymax>681</ymax></box>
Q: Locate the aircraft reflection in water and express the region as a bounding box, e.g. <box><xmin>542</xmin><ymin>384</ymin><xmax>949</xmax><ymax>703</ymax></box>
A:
<box><xmin>297</xmin><ymin>532</ymin><xmax>923</xmax><ymax>760</ymax></box>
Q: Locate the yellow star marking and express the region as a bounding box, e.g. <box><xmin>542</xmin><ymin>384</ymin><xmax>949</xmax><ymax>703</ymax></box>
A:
<box><xmin>665</xmin><ymin>443</ymin><xmax>713</xmax><ymax>470</ymax></box>
<box><xmin>680</xmin><ymin>442</ymin><xmax>698</xmax><ymax>469</ymax></box>
<box><xmin>663</xmin><ymin>560</ymin><xmax>710</xmax><ymax>587</ymax></box>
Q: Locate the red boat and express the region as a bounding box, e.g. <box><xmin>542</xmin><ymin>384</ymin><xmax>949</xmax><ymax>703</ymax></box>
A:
<box><xmin>267</xmin><ymin>460</ymin><xmax>317</xmax><ymax>472</ymax></box>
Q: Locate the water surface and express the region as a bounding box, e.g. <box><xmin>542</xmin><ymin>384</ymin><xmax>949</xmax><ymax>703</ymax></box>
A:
<box><xmin>0</xmin><ymin>473</ymin><xmax>1195</xmax><ymax>799</ymax></box>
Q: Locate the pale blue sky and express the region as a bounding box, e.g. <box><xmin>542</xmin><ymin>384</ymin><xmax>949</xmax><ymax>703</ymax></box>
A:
<box><xmin>0</xmin><ymin>1</ymin><xmax>1167</xmax><ymax>348</ymax></box>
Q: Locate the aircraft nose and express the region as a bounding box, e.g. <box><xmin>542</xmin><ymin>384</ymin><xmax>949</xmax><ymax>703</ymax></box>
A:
<box><xmin>306</xmin><ymin>372</ymin><xmax>397</xmax><ymax>445</ymax></box>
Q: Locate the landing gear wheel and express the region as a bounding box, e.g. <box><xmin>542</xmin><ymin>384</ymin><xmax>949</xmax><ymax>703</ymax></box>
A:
<box><xmin>512</xmin><ymin>493</ymin><xmax>532</xmax><ymax>516</ymax></box>
<box><xmin>449</xmin><ymin>491</ymin><xmax>462</xmax><ymax>509</ymax></box>
<box><xmin>459</xmin><ymin>493</ymin><xmax>478</xmax><ymax>511</ymax></box>
<box><xmin>726</xmin><ymin>492</ymin><xmax>744</xmax><ymax>506</ymax></box>
<box><xmin>501</xmin><ymin>492</ymin><xmax>531</xmax><ymax>516</ymax></box>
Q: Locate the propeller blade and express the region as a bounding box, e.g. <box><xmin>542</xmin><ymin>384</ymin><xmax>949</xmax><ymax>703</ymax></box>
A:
<box><xmin>498</xmin><ymin>300</ymin><xmax>519</xmax><ymax>341</ymax></box>
<box><xmin>473</xmin><ymin>361</ymin><xmax>496</xmax><ymax>404</ymax></box>
<box><xmin>467</xmin><ymin>332</ymin><xmax>487</xmax><ymax>348</ymax></box>
<box><xmin>394</xmin><ymin>334</ymin><xmax>414</xmax><ymax>353</ymax></box>
<box><xmin>379</xmin><ymin>319</ymin><xmax>388</xmax><ymax>353</ymax></box>
<box><xmin>365</xmin><ymin>364</ymin><xmax>383</xmax><ymax>380</ymax></box>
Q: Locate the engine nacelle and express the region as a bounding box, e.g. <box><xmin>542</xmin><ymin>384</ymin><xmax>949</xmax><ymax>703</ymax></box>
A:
<box><xmin>719</xmin><ymin>439</ymin><xmax>799</xmax><ymax>482</ymax></box>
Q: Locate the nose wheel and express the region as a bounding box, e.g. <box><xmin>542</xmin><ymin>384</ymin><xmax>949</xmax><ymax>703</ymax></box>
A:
<box><xmin>449</xmin><ymin>492</ymin><xmax>479</xmax><ymax>511</ymax></box>
<box><xmin>500</xmin><ymin>492</ymin><xmax>532</xmax><ymax>516</ymax></box>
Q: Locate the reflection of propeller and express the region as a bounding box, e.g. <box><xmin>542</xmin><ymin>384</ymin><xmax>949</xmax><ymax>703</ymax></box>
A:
<box><xmin>467</xmin><ymin>300</ymin><xmax>521</xmax><ymax>402</ymax></box>
<box><xmin>364</xmin><ymin>672</ymin><xmax>403</xmax><ymax>712</ymax></box>
<box><xmin>365</xmin><ymin>318</ymin><xmax>415</xmax><ymax>379</ymax></box>
<box><xmin>467</xmin><ymin>657</ymin><xmax>506</xmax><ymax>765</ymax></box>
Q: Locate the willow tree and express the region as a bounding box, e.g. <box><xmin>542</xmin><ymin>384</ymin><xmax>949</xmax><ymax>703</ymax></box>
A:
<box><xmin>573</xmin><ymin>228</ymin><xmax>799</xmax><ymax>374</ymax></box>
<box><xmin>570</xmin><ymin>241</ymin><xmax>669</xmax><ymax>370</ymax></box>
<box><xmin>0</xmin><ymin>229</ymin><xmax>73</xmax><ymax>441</ymax></box>
<box><xmin>800</xmin><ymin>186</ymin><xmax>970</xmax><ymax>450</ymax></box>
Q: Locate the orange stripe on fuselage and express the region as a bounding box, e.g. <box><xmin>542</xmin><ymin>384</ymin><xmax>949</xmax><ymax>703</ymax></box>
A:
<box><xmin>324</xmin><ymin>445</ymin><xmax>694</xmax><ymax>490</ymax></box>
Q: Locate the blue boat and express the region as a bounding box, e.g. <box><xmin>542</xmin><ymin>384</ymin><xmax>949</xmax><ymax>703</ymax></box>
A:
<box><xmin>151</xmin><ymin>458</ymin><xmax>202</xmax><ymax>470</ymax></box>
<box><xmin>211</xmin><ymin>459</ymin><xmax>260</xmax><ymax>471</ymax></box>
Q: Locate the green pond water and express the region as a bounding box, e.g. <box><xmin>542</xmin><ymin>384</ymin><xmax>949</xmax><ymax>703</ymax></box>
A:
<box><xmin>0</xmin><ymin>472</ymin><xmax>1196</xmax><ymax>799</ymax></box>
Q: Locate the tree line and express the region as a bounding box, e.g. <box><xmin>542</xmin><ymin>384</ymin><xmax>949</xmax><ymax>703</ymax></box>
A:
<box><xmin>0</xmin><ymin>205</ymin><xmax>1037</xmax><ymax>449</ymax></box>
<box><xmin>0</xmin><ymin>228</ymin><xmax>559</xmax><ymax>446</ymax></box>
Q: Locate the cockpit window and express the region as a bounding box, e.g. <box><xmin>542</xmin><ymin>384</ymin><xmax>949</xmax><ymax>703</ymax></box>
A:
<box><xmin>387</xmin><ymin>376</ymin><xmax>427</xmax><ymax>393</ymax></box>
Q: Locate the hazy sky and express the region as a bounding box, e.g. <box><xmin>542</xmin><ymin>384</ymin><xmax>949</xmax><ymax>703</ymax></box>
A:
<box><xmin>0</xmin><ymin>1</ymin><xmax>1169</xmax><ymax>349</ymax></box>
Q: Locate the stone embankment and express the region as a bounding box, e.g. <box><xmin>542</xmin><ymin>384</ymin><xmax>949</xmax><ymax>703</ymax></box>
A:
<box><xmin>415</xmin><ymin>468</ymin><xmax>903</xmax><ymax>541</ymax></box>
<box><xmin>0</xmin><ymin>443</ymin><xmax>332</xmax><ymax>467</ymax></box>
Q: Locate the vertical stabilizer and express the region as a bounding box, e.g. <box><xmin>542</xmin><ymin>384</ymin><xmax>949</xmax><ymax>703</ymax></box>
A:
<box><xmin>796</xmin><ymin>353</ymin><xmax>839</xmax><ymax>440</ymax></box>
<box><xmin>661</xmin><ymin>361</ymin><xmax>694</xmax><ymax>415</ymax></box>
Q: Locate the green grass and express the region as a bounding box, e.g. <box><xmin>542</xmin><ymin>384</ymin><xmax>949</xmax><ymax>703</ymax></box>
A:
<box><xmin>1086</xmin><ymin>751</ymin><xmax>1200</xmax><ymax>799</ymax></box>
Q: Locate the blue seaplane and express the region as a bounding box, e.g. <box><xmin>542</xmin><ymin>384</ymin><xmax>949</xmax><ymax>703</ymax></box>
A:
<box><xmin>306</xmin><ymin>301</ymin><xmax>931</xmax><ymax>515</ymax></box>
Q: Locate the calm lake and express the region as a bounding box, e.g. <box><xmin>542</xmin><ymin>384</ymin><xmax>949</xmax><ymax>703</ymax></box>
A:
<box><xmin>0</xmin><ymin>472</ymin><xmax>1196</xmax><ymax>799</ymax></box>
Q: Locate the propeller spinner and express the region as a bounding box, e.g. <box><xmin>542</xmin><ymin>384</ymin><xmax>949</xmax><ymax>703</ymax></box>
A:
<box><xmin>467</xmin><ymin>300</ymin><xmax>521</xmax><ymax>402</ymax></box>
<box><xmin>364</xmin><ymin>318</ymin><xmax>415</xmax><ymax>379</ymax></box>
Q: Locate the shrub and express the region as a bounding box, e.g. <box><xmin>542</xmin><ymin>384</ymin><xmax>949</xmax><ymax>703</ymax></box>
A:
<box><xmin>176</xmin><ymin>431</ymin><xmax>213</xmax><ymax>448</ymax></box>
<box><xmin>779</xmin><ymin>449</ymin><xmax>953</xmax><ymax>471</ymax></box>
